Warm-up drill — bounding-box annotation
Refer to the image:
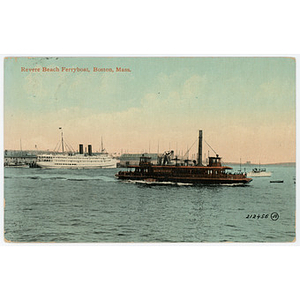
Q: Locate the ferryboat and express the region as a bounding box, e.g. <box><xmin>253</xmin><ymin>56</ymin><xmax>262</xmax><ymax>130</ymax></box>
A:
<box><xmin>116</xmin><ymin>130</ymin><xmax>252</xmax><ymax>185</ymax></box>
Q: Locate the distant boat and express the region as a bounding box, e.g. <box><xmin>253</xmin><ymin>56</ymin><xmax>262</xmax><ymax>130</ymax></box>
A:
<box><xmin>247</xmin><ymin>167</ymin><xmax>272</xmax><ymax>177</ymax></box>
<box><xmin>5</xmin><ymin>161</ymin><xmax>29</xmax><ymax>168</ymax></box>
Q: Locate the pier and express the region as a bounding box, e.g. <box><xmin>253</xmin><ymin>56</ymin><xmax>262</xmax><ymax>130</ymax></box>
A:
<box><xmin>4</xmin><ymin>150</ymin><xmax>38</xmax><ymax>167</ymax></box>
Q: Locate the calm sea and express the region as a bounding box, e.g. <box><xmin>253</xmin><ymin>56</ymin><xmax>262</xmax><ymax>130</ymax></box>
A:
<box><xmin>3</xmin><ymin>165</ymin><xmax>296</xmax><ymax>243</ymax></box>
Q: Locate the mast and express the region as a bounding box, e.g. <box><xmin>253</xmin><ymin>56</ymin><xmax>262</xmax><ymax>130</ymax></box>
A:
<box><xmin>186</xmin><ymin>145</ymin><xmax>189</xmax><ymax>160</ymax></box>
<box><xmin>198</xmin><ymin>130</ymin><xmax>203</xmax><ymax>166</ymax></box>
<box><xmin>59</xmin><ymin>127</ymin><xmax>64</xmax><ymax>153</ymax></box>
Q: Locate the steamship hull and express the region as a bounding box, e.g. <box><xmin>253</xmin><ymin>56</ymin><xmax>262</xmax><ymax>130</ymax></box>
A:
<box><xmin>37</xmin><ymin>154</ymin><xmax>117</xmax><ymax>169</ymax></box>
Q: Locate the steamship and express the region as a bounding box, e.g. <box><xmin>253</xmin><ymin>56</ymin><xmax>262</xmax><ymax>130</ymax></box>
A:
<box><xmin>36</xmin><ymin>132</ymin><xmax>117</xmax><ymax>169</ymax></box>
<box><xmin>116</xmin><ymin>130</ymin><xmax>252</xmax><ymax>184</ymax></box>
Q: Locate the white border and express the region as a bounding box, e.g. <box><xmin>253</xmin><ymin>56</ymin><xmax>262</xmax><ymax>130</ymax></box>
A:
<box><xmin>1</xmin><ymin>1</ymin><xmax>300</xmax><ymax>297</ymax></box>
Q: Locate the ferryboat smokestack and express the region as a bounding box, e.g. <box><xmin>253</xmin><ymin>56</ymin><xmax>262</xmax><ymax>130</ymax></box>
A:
<box><xmin>198</xmin><ymin>130</ymin><xmax>203</xmax><ymax>166</ymax></box>
<box><xmin>88</xmin><ymin>145</ymin><xmax>92</xmax><ymax>156</ymax></box>
<box><xmin>79</xmin><ymin>144</ymin><xmax>83</xmax><ymax>154</ymax></box>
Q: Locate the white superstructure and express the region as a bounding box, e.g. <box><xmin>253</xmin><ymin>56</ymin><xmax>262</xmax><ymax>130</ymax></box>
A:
<box><xmin>37</xmin><ymin>153</ymin><xmax>118</xmax><ymax>169</ymax></box>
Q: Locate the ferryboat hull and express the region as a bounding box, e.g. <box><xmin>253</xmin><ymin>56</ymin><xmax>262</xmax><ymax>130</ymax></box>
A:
<box><xmin>116</xmin><ymin>172</ymin><xmax>252</xmax><ymax>185</ymax></box>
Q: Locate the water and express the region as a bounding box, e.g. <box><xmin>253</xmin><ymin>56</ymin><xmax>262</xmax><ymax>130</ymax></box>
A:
<box><xmin>4</xmin><ymin>165</ymin><xmax>296</xmax><ymax>243</ymax></box>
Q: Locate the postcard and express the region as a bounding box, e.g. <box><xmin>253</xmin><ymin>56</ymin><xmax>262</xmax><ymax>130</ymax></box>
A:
<box><xmin>3</xmin><ymin>56</ymin><xmax>296</xmax><ymax>243</ymax></box>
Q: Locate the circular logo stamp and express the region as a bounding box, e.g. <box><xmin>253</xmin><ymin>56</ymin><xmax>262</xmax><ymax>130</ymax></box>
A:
<box><xmin>270</xmin><ymin>212</ymin><xmax>279</xmax><ymax>221</ymax></box>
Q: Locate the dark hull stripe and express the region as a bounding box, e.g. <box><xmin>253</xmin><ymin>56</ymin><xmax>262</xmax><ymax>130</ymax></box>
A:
<box><xmin>116</xmin><ymin>175</ymin><xmax>252</xmax><ymax>184</ymax></box>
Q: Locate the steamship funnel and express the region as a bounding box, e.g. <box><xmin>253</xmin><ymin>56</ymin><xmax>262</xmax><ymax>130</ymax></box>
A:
<box><xmin>88</xmin><ymin>145</ymin><xmax>92</xmax><ymax>156</ymax></box>
<box><xmin>79</xmin><ymin>144</ymin><xmax>83</xmax><ymax>154</ymax></box>
<box><xmin>198</xmin><ymin>130</ymin><xmax>203</xmax><ymax>166</ymax></box>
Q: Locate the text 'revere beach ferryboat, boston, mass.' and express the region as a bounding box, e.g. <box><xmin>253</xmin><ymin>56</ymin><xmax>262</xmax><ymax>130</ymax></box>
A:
<box><xmin>116</xmin><ymin>130</ymin><xmax>253</xmax><ymax>185</ymax></box>
<box><xmin>37</xmin><ymin>129</ymin><xmax>117</xmax><ymax>169</ymax></box>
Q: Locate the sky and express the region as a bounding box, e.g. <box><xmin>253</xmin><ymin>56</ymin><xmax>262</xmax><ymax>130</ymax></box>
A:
<box><xmin>4</xmin><ymin>57</ymin><xmax>296</xmax><ymax>163</ymax></box>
